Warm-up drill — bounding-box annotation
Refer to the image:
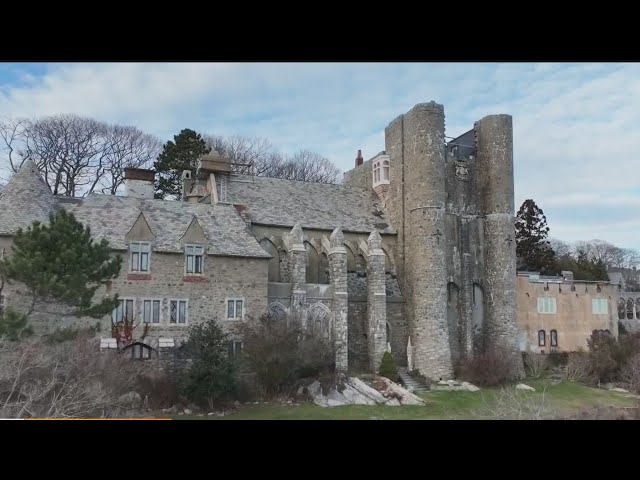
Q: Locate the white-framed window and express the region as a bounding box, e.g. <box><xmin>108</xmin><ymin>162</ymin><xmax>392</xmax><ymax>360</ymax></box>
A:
<box><xmin>226</xmin><ymin>298</ymin><xmax>244</xmax><ymax>319</ymax></box>
<box><xmin>373</xmin><ymin>157</ymin><xmax>390</xmax><ymax>187</ymax></box>
<box><xmin>537</xmin><ymin>297</ymin><xmax>557</xmax><ymax>314</ymax></box>
<box><xmin>142</xmin><ymin>298</ymin><xmax>162</xmax><ymax>324</ymax></box>
<box><xmin>185</xmin><ymin>244</ymin><xmax>204</xmax><ymax>275</ymax></box>
<box><xmin>592</xmin><ymin>298</ymin><xmax>609</xmax><ymax>315</ymax></box>
<box><xmin>113</xmin><ymin>298</ymin><xmax>136</xmax><ymax>323</ymax></box>
<box><xmin>538</xmin><ymin>329</ymin><xmax>546</xmax><ymax>346</ymax></box>
<box><xmin>228</xmin><ymin>341</ymin><xmax>243</xmax><ymax>358</ymax></box>
<box><xmin>169</xmin><ymin>299</ymin><xmax>188</xmax><ymax>324</ymax></box>
<box><xmin>129</xmin><ymin>242</ymin><xmax>151</xmax><ymax>272</ymax></box>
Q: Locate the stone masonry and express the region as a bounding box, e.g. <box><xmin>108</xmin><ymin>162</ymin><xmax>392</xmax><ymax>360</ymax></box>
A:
<box><xmin>1</xmin><ymin>100</ymin><xmax>528</xmax><ymax>379</ymax></box>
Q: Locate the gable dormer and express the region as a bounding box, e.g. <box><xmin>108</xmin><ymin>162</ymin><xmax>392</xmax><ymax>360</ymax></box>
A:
<box><xmin>179</xmin><ymin>216</ymin><xmax>208</xmax><ymax>246</ymax></box>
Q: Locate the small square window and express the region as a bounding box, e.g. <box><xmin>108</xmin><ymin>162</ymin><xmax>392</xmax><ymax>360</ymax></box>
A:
<box><xmin>592</xmin><ymin>298</ymin><xmax>608</xmax><ymax>315</ymax></box>
<box><xmin>170</xmin><ymin>300</ymin><xmax>188</xmax><ymax>324</ymax></box>
<box><xmin>130</xmin><ymin>242</ymin><xmax>151</xmax><ymax>272</ymax></box>
<box><xmin>228</xmin><ymin>341</ymin><xmax>243</xmax><ymax>358</ymax></box>
<box><xmin>537</xmin><ymin>297</ymin><xmax>557</xmax><ymax>314</ymax></box>
<box><xmin>143</xmin><ymin>299</ymin><xmax>161</xmax><ymax>324</ymax></box>
<box><xmin>185</xmin><ymin>245</ymin><xmax>204</xmax><ymax>274</ymax></box>
<box><xmin>227</xmin><ymin>299</ymin><xmax>244</xmax><ymax>319</ymax></box>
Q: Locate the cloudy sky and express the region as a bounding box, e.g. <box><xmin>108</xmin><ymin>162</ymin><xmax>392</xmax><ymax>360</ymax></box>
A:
<box><xmin>0</xmin><ymin>62</ymin><xmax>635</xmax><ymax>250</ymax></box>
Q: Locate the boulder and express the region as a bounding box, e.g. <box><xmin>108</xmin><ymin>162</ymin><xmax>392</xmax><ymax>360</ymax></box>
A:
<box><xmin>516</xmin><ymin>383</ymin><xmax>536</xmax><ymax>392</ymax></box>
<box><xmin>610</xmin><ymin>387</ymin><xmax>631</xmax><ymax>393</ymax></box>
<box><xmin>307</xmin><ymin>381</ymin><xmax>323</xmax><ymax>399</ymax></box>
<box><xmin>460</xmin><ymin>382</ymin><xmax>480</xmax><ymax>392</ymax></box>
<box><xmin>313</xmin><ymin>395</ymin><xmax>329</xmax><ymax>407</ymax></box>
<box><xmin>183</xmin><ymin>408</ymin><xmax>192</xmax><ymax>415</ymax></box>
<box><xmin>326</xmin><ymin>389</ymin><xmax>351</xmax><ymax>407</ymax></box>
<box><xmin>348</xmin><ymin>377</ymin><xmax>388</xmax><ymax>404</ymax></box>
<box><xmin>379</xmin><ymin>377</ymin><xmax>426</xmax><ymax>405</ymax></box>
<box><xmin>385</xmin><ymin>398</ymin><xmax>401</xmax><ymax>406</ymax></box>
<box><xmin>342</xmin><ymin>384</ymin><xmax>377</xmax><ymax>405</ymax></box>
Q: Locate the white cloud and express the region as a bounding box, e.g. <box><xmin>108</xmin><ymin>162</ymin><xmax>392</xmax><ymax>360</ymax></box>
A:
<box><xmin>0</xmin><ymin>62</ymin><xmax>638</xmax><ymax>250</ymax></box>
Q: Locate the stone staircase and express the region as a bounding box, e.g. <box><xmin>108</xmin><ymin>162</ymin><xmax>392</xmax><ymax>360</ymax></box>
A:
<box><xmin>397</xmin><ymin>367</ymin><xmax>431</xmax><ymax>393</ymax></box>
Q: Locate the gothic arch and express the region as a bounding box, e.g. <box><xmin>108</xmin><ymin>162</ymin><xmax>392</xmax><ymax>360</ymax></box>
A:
<box><xmin>628</xmin><ymin>298</ymin><xmax>635</xmax><ymax>320</ymax></box>
<box><xmin>306</xmin><ymin>302</ymin><xmax>332</xmax><ymax>339</ymax></box>
<box><xmin>381</xmin><ymin>245</ymin><xmax>396</xmax><ymax>275</ymax></box>
<box><xmin>356</xmin><ymin>254</ymin><xmax>367</xmax><ymax>277</ymax></box>
<box><xmin>305</xmin><ymin>241</ymin><xmax>320</xmax><ymax>284</ymax></box>
<box><xmin>319</xmin><ymin>252</ymin><xmax>330</xmax><ymax>284</ymax></box>
<box><xmin>636</xmin><ymin>298</ymin><xmax>640</xmax><ymax>320</ymax></box>
<box><xmin>618</xmin><ymin>298</ymin><xmax>626</xmax><ymax>320</ymax></box>
<box><xmin>259</xmin><ymin>238</ymin><xmax>281</xmax><ymax>282</ymax></box>
<box><xmin>267</xmin><ymin>301</ymin><xmax>288</xmax><ymax>321</ymax></box>
<box><xmin>345</xmin><ymin>243</ymin><xmax>357</xmax><ymax>273</ymax></box>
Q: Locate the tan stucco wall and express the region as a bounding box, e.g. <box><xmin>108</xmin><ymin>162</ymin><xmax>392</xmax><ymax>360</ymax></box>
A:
<box><xmin>516</xmin><ymin>275</ymin><xmax>618</xmax><ymax>353</ymax></box>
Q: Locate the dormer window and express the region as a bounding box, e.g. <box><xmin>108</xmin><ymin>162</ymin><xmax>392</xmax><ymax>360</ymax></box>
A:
<box><xmin>372</xmin><ymin>156</ymin><xmax>390</xmax><ymax>187</ymax></box>
<box><xmin>129</xmin><ymin>242</ymin><xmax>150</xmax><ymax>272</ymax></box>
<box><xmin>185</xmin><ymin>244</ymin><xmax>204</xmax><ymax>275</ymax></box>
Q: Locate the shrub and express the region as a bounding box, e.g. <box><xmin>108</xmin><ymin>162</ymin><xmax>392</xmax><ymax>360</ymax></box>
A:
<box><xmin>547</xmin><ymin>350</ymin><xmax>569</xmax><ymax>368</ymax></box>
<box><xmin>456</xmin><ymin>345</ymin><xmax>517</xmax><ymax>387</ymax></box>
<box><xmin>234</xmin><ymin>314</ymin><xmax>334</xmax><ymax>397</ymax></box>
<box><xmin>44</xmin><ymin>324</ymin><xmax>98</xmax><ymax>344</ymax></box>
<box><xmin>523</xmin><ymin>352</ymin><xmax>548</xmax><ymax>378</ymax></box>
<box><xmin>0</xmin><ymin>307</ymin><xmax>33</xmax><ymax>341</ymax></box>
<box><xmin>585</xmin><ymin>330</ymin><xmax>640</xmax><ymax>383</ymax></box>
<box><xmin>565</xmin><ymin>352</ymin><xmax>590</xmax><ymax>383</ymax></box>
<box><xmin>179</xmin><ymin>319</ymin><xmax>237</xmax><ymax>409</ymax></box>
<box><xmin>379</xmin><ymin>351</ymin><xmax>399</xmax><ymax>382</ymax></box>
<box><xmin>0</xmin><ymin>333</ymin><xmax>145</xmax><ymax>418</ymax></box>
<box><xmin>620</xmin><ymin>354</ymin><xmax>640</xmax><ymax>394</ymax></box>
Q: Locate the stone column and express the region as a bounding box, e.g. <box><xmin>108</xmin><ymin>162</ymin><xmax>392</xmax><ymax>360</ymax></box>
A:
<box><xmin>284</xmin><ymin>223</ymin><xmax>306</xmax><ymax>324</ymax></box>
<box><xmin>328</xmin><ymin>227</ymin><xmax>349</xmax><ymax>372</ymax></box>
<box><xmin>475</xmin><ymin>114</ymin><xmax>524</xmax><ymax>377</ymax></box>
<box><xmin>367</xmin><ymin>230</ymin><xmax>387</xmax><ymax>372</ymax></box>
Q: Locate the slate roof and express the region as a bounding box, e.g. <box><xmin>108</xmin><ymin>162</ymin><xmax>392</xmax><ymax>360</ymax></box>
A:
<box><xmin>0</xmin><ymin>160</ymin><xmax>58</xmax><ymax>235</ymax></box>
<box><xmin>226</xmin><ymin>175</ymin><xmax>396</xmax><ymax>234</ymax></box>
<box><xmin>65</xmin><ymin>194</ymin><xmax>270</xmax><ymax>258</ymax></box>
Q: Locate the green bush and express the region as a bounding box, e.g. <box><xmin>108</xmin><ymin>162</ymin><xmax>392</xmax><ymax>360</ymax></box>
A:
<box><xmin>0</xmin><ymin>307</ymin><xmax>33</xmax><ymax>341</ymax></box>
<box><xmin>586</xmin><ymin>330</ymin><xmax>640</xmax><ymax>383</ymax></box>
<box><xmin>379</xmin><ymin>351</ymin><xmax>399</xmax><ymax>382</ymax></box>
<box><xmin>179</xmin><ymin>319</ymin><xmax>237</xmax><ymax>409</ymax></box>
<box><xmin>233</xmin><ymin>314</ymin><xmax>335</xmax><ymax>397</ymax></box>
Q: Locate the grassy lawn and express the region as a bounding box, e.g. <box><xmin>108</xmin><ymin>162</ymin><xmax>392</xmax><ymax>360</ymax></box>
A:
<box><xmin>170</xmin><ymin>379</ymin><xmax>639</xmax><ymax>420</ymax></box>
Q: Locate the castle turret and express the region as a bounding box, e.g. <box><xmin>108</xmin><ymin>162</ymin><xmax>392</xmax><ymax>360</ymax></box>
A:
<box><xmin>474</xmin><ymin>114</ymin><xmax>523</xmax><ymax>375</ymax></box>
<box><xmin>386</xmin><ymin>102</ymin><xmax>453</xmax><ymax>380</ymax></box>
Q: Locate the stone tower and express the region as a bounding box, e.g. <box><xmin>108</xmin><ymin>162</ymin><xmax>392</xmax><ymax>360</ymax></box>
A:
<box><xmin>383</xmin><ymin>101</ymin><xmax>522</xmax><ymax>380</ymax></box>
<box><xmin>385</xmin><ymin>102</ymin><xmax>453</xmax><ymax>380</ymax></box>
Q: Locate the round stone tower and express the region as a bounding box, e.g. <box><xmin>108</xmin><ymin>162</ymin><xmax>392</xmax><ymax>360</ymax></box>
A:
<box><xmin>402</xmin><ymin>102</ymin><xmax>453</xmax><ymax>380</ymax></box>
<box><xmin>474</xmin><ymin>114</ymin><xmax>523</xmax><ymax>375</ymax></box>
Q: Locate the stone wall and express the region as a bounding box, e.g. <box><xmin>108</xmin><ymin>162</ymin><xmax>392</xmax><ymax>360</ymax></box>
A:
<box><xmin>517</xmin><ymin>275</ymin><xmax>618</xmax><ymax>352</ymax></box>
<box><xmin>2</xmin><ymin>242</ymin><xmax>269</xmax><ymax>341</ymax></box>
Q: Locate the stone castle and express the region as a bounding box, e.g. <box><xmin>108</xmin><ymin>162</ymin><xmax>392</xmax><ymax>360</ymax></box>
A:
<box><xmin>0</xmin><ymin>101</ymin><xmax>593</xmax><ymax>380</ymax></box>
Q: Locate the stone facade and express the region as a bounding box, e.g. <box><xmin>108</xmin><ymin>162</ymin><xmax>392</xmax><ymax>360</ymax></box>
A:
<box><xmin>2</xmin><ymin>100</ymin><xmax>614</xmax><ymax>379</ymax></box>
<box><xmin>516</xmin><ymin>272</ymin><xmax>618</xmax><ymax>352</ymax></box>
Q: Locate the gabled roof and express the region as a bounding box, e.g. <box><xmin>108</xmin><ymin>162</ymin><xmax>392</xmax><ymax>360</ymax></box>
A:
<box><xmin>226</xmin><ymin>175</ymin><xmax>396</xmax><ymax>234</ymax></box>
<box><xmin>64</xmin><ymin>194</ymin><xmax>270</xmax><ymax>258</ymax></box>
<box><xmin>0</xmin><ymin>160</ymin><xmax>58</xmax><ymax>235</ymax></box>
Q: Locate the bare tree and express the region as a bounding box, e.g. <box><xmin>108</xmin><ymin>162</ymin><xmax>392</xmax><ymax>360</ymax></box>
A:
<box><xmin>203</xmin><ymin>134</ymin><xmax>341</xmax><ymax>183</ymax></box>
<box><xmin>548</xmin><ymin>238</ymin><xmax>573</xmax><ymax>260</ymax></box>
<box><xmin>0</xmin><ymin>117</ymin><xmax>31</xmax><ymax>174</ymax></box>
<box><xmin>93</xmin><ymin>125</ymin><xmax>161</xmax><ymax>195</ymax></box>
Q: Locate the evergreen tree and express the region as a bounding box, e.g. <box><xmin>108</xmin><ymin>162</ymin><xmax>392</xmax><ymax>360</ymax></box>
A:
<box><xmin>515</xmin><ymin>199</ymin><xmax>557</xmax><ymax>274</ymax></box>
<box><xmin>2</xmin><ymin>209</ymin><xmax>122</xmax><ymax>317</ymax></box>
<box><xmin>153</xmin><ymin>128</ymin><xmax>211</xmax><ymax>199</ymax></box>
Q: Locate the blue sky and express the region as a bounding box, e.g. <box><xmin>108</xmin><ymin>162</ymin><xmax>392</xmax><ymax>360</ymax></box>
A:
<box><xmin>0</xmin><ymin>62</ymin><xmax>636</xmax><ymax>250</ymax></box>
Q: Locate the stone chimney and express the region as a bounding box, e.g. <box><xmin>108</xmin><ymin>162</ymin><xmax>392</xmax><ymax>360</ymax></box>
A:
<box><xmin>124</xmin><ymin>168</ymin><xmax>155</xmax><ymax>199</ymax></box>
<box><xmin>355</xmin><ymin>149</ymin><xmax>364</xmax><ymax>167</ymax></box>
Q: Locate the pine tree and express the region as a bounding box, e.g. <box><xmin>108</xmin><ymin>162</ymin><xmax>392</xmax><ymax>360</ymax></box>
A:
<box><xmin>2</xmin><ymin>209</ymin><xmax>122</xmax><ymax>317</ymax></box>
<box><xmin>153</xmin><ymin>128</ymin><xmax>211</xmax><ymax>199</ymax></box>
<box><xmin>515</xmin><ymin>199</ymin><xmax>558</xmax><ymax>274</ymax></box>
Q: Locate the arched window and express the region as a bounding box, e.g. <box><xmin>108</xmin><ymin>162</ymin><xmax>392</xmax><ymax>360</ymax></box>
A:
<box><xmin>538</xmin><ymin>330</ymin><xmax>546</xmax><ymax>347</ymax></box>
<box><xmin>636</xmin><ymin>299</ymin><xmax>640</xmax><ymax>320</ymax></box>
<box><xmin>382</xmin><ymin>160</ymin><xmax>390</xmax><ymax>181</ymax></box>
<box><xmin>259</xmin><ymin>238</ymin><xmax>280</xmax><ymax>282</ymax></box>
<box><xmin>627</xmin><ymin>298</ymin><xmax>635</xmax><ymax>320</ymax></box>
<box><xmin>618</xmin><ymin>298</ymin><xmax>626</xmax><ymax>320</ymax></box>
<box><xmin>550</xmin><ymin>329</ymin><xmax>558</xmax><ymax>348</ymax></box>
<box><xmin>373</xmin><ymin>161</ymin><xmax>381</xmax><ymax>184</ymax></box>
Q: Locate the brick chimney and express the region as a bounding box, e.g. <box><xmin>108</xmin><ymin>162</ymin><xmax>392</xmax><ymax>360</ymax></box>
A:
<box><xmin>124</xmin><ymin>168</ymin><xmax>155</xmax><ymax>199</ymax></box>
<box><xmin>355</xmin><ymin>149</ymin><xmax>363</xmax><ymax>167</ymax></box>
